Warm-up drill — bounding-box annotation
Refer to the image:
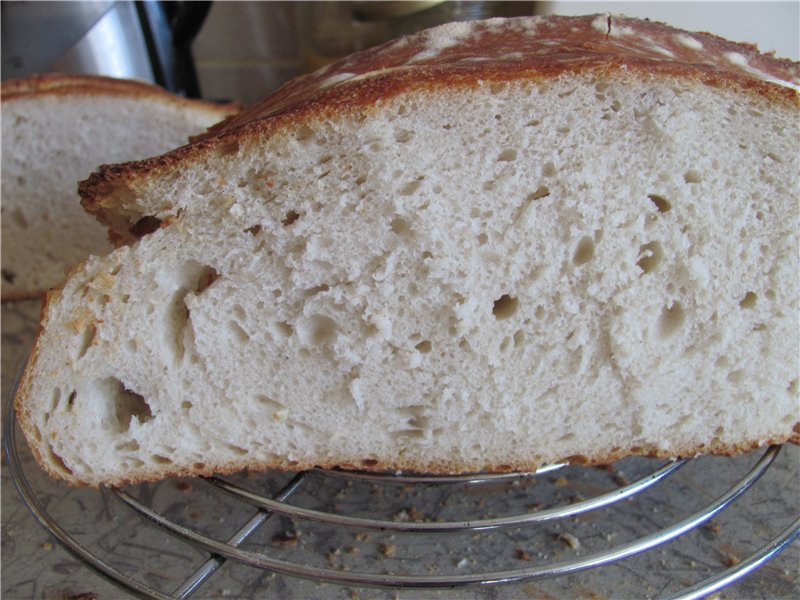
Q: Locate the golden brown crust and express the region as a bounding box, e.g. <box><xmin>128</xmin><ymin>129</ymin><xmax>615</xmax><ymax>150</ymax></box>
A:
<box><xmin>77</xmin><ymin>14</ymin><xmax>799</xmax><ymax>241</ymax></box>
<box><xmin>0</xmin><ymin>72</ymin><xmax>240</xmax><ymax>116</ymax></box>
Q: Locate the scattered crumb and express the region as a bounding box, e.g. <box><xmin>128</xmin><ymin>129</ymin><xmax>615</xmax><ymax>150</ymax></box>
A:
<box><xmin>326</xmin><ymin>549</ymin><xmax>341</xmax><ymax>564</ymax></box>
<box><xmin>379</xmin><ymin>543</ymin><xmax>397</xmax><ymax>557</ymax></box>
<box><xmin>555</xmin><ymin>476</ymin><xmax>569</xmax><ymax>487</ymax></box>
<box><xmin>175</xmin><ymin>481</ymin><xmax>192</xmax><ymax>492</ymax></box>
<box><xmin>349</xmin><ymin>590</ymin><xmax>360</xmax><ymax>599</ymax></box>
<box><xmin>559</xmin><ymin>532</ymin><xmax>581</xmax><ymax>549</ymax></box>
<box><xmin>516</xmin><ymin>548</ymin><xmax>532</xmax><ymax>561</ymax></box>
<box><xmin>41</xmin><ymin>542</ymin><xmax>53</xmax><ymax>552</ymax></box>
<box><xmin>272</xmin><ymin>531</ymin><xmax>299</xmax><ymax>547</ymax></box>
<box><xmin>723</xmin><ymin>553</ymin><xmax>741</xmax><ymax>567</ymax></box>
<box><xmin>708</xmin><ymin>521</ymin><xmax>722</xmax><ymax>534</ymax></box>
<box><xmin>346</xmin><ymin>546</ymin><xmax>360</xmax><ymax>556</ymax></box>
<box><xmin>355</xmin><ymin>532</ymin><xmax>370</xmax><ymax>542</ymax></box>
<box><xmin>612</xmin><ymin>473</ymin><xmax>630</xmax><ymax>486</ymax></box>
<box><xmin>456</xmin><ymin>557</ymin><xmax>469</xmax><ymax>569</ymax></box>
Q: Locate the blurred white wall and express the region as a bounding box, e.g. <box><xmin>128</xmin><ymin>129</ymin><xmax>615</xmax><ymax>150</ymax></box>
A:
<box><xmin>540</xmin><ymin>2</ymin><xmax>799</xmax><ymax>60</ymax></box>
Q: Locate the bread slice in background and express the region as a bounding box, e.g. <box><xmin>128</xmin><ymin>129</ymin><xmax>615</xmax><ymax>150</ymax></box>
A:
<box><xmin>15</xmin><ymin>15</ymin><xmax>799</xmax><ymax>487</ymax></box>
<box><xmin>1</xmin><ymin>74</ymin><xmax>238</xmax><ymax>300</ymax></box>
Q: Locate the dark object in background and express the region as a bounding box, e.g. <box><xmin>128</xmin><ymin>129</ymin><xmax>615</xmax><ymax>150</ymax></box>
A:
<box><xmin>1</xmin><ymin>1</ymin><xmax>210</xmax><ymax>98</ymax></box>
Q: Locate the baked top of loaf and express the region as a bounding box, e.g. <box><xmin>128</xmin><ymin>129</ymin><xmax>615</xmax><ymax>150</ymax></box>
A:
<box><xmin>1</xmin><ymin>73</ymin><xmax>238</xmax><ymax>300</ymax></box>
<box><xmin>15</xmin><ymin>15</ymin><xmax>799</xmax><ymax>487</ymax></box>
<box><xmin>80</xmin><ymin>14</ymin><xmax>799</xmax><ymax>239</ymax></box>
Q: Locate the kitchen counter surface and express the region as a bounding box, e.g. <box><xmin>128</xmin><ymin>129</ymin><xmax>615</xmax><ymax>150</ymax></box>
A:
<box><xmin>3</xmin><ymin>298</ymin><xmax>798</xmax><ymax>599</ymax></box>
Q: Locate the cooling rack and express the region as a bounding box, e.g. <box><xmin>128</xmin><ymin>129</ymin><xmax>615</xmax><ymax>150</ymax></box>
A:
<box><xmin>4</xmin><ymin>388</ymin><xmax>799</xmax><ymax>600</ymax></box>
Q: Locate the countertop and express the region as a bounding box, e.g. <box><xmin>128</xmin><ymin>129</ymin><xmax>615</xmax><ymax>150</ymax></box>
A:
<box><xmin>2</xmin><ymin>298</ymin><xmax>798</xmax><ymax>599</ymax></box>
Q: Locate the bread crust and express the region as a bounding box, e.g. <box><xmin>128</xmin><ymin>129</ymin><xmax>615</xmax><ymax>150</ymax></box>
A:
<box><xmin>78</xmin><ymin>14</ymin><xmax>799</xmax><ymax>241</ymax></box>
<box><xmin>0</xmin><ymin>72</ymin><xmax>239</xmax><ymax>116</ymax></box>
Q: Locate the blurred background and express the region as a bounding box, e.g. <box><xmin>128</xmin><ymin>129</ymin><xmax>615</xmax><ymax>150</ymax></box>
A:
<box><xmin>2</xmin><ymin>1</ymin><xmax>799</xmax><ymax>105</ymax></box>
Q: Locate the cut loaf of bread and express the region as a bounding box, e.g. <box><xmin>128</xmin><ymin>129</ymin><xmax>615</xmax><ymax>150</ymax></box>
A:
<box><xmin>1</xmin><ymin>74</ymin><xmax>238</xmax><ymax>299</ymax></box>
<box><xmin>16</xmin><ymin>15</ymin><xmax>799</xmax><ymax>487</ymax></box>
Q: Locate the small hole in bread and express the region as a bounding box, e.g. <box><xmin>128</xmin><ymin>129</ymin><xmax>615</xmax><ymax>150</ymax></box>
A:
<box><xmin>657</xmin><ymin>301</ymin><xmax>685</xmax><ymax>339</ymax></box>
<box><xmin>647</xmin><ymin>194</ymin><xmax>672</xmax><ymax>213</ymax></box>
<box><xmin>498</xmin><ymin>148</ymin><xmax>517</xmax><ymax>162</ymax></box>
<box><xmin>493</xmin><ymin>294</ymin><xmax>519</xmax><ymax>320</ymax></box>
<box><xmin>739</xmin><ymin>291</ymin><xmax>757</xmax><ymax>309</ymax></box>
<box><xmin>298</xmin><ymin>314</ymin><xmax>338</xmax><ymax>347</ymax></box>
<box><xmin>131</xmin><ymin>215</ymin><xmax>162</xmax><ymax>238</ymax></box>
<box><xmin>282</xmin><ymin>210</ymin><xmax>300</xmax><ymax>227</ymax></box>
<box><xmin>573</xmin><ymin>236</ymin><xmax>595</xmax><ymax>266</ymax></box>
<box><xmin>390</xmin><ymin>217</ymin><xmax>411</xmax><ymax>236</ymax></box>
<box><xmin>414</xmin><ymin>340</ymin><xmax>432</xmax><ymax>353</ymax></box>
<box><xmin>527</xmin><ymin>185</ymin><xmax>550</xmax><ymax>201</ymax></box>
<box><xmin>637</xmin><ymin>241</ymin><xmax>663</xmax><ymax>274</ymax></box>
<box><xmin>152</xmin><ymin>455</ymin><xmax>173</xmax><ymax>465</ymax></box>
<box><xmin>47</xmin><ymin>445</ymin><xmax>74</xmax><ymax>478</ymax></box>
<box><xmin>394</xmin><ymin>129</ymin><xmax>414</xmax><ymax>143</ymax></box>
<box><xmin>399</xmin><ymin>180</ymin><xmax>422</xmax><ymax>196</ymax></box>
<box><xmin>683</xmin><ymin>169</ymin><xmax>702</xmax><ymax>184</ymax></box>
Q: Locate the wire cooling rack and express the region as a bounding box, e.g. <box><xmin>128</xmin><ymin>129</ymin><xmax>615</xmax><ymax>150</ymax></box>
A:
<box><xmin>4</xmin><ymin>388</ymin><xmax>799</xmax><ymax>600</ymax></box>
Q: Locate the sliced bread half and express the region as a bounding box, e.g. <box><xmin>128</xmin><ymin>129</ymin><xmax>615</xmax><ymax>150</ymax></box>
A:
<box><xmin>15</xmin><ymin>15</ymin><xmax>799</xmax><ymax>486</ymax></box>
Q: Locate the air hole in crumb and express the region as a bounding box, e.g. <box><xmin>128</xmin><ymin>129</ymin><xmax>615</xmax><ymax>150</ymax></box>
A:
<box><xmin>361</xmin><ymin>459</ymin><xmax>379</xmax><ymax>467</ymax></box>
<box><xmin>727</xmin><ymin>369</ymin><xmax>744</xmax><ymax>383</ymax></box>
<box><xmin>47</xmin><ymin>446</ymin><xmax>74</xmax><ymax>477</ymax></box>
<box><xmin>648</xmin><ymin>194</ymin><xmax>672</xmax><ymax>213</ymax></box>
<box><xmin>573</xmin><ymin>236</ymin><xmax>595</xmax><ymax>265</ymax></box>
<box><xmin>526</xmin><ymin>118</ymin><xmax>541</xmax><ymax>127</ymax></box>
<box><xmin>355</xmin><ymin>174</ymin><xmax>367</xmax><ymax>185</ymax></box>
<box><xmin>498</xmin><ymin>148</ymin><xmax>517</xmax><ymax>162</ymax></box>
<box><xmin>152</xmin><ymin>455</ymin><xmax>173</xmax><ymax>465</ymax></box>
<box><xmin>66</xmin><ymin>390</ymin><xmax>77</xmax><ymax>412</ymax></box>
<box><xmin>637</xmin><ymin>241</ymin><xmax>663</xmax><ymax>274</ymax></box>
<box><xmin>194</xmin><ymin>265</ymin><xmax>220</xmax><ymax>294</ymax></box>
<box><xmin>739</xmin><ymin>291</ymin><xmax>757</xmax><ymax>309</ymax></box>
<box><xmin>542</xmin><ymin>162</ymin><xmax>557</xmax><ymax>177</ymax></box>
<box><xmin>282</xmin><ymin>210</ymin><xmax>300</xmax><ymax>226</ymax></box>
<box><xmin>765</xmin><ymin>289</ymin><xmax>776</xmax><ymax>301</ymax></box>
<box><xmin>76</xmin><ymin>325</ymin><xmax>96</xmax><ymax>360</ymax></box>
<box><xmin>228</xmin><ymin>320</ymin><xmax>250</xmax><ymax>343</ymax></box>
<box><xmin>394</xmin><ymin>129</ymin><xmax>414</xmax><ymax>143</ymax></box>
<box><xmin>788</xmin><ymin>379</ymin><xmax>798</xmax><ymax>395</ymax></box>
<box><xmin>513</xmin><ymin>330</ymin><xmax>525</xmax><ymax>346</ymax></box>
<box><xmin>109</xmin><ymin>378</ymin><xmax>153</xmax><ymax>432</ymax></box>
<box><xmin>528</xmin><ymin>186</ymin><xmax>550</xmax><ymax>201</ymax></box>
<box><xmin>477</xmin><ymin>232</ymin><xmax>488</xmax><ymax>245</ymax></box>
<box><xmin>683</xmin><ymin>169</ymin><xmax>702</xmax><ymax>184</ymax></box>
<box><xmin>298</xmin><ymin>314</ymin><xmax>338</xmax><ymax>347</ymax></box>
<box><xmin>182</xmin><ymin>401</ymin><xmax>193</xmax><ymax>410</ymax></box>
<box><xmin>399</xmin><ymin>180</ymin><xmax>421</xmax><ymax>196</ymax></box>
<box><xmin>295</xmin><ymin>124</ymin><xmax>314</xmax><ymax>141</ymax></box>
<box><xmin>390</xmin><ymin>217</ymin><xmax>411</xmax><ymax>235</ymax></box>
<box><xmin>415</xmin><ymin>340</ymin><xmax>432</xmax><ymax>353</ymax></box>
<box><xmin>493</xmin><ymin>294</ymin><xmax>518</xmax><ymax>320</ymax></box>
<box><xmin>246</xmin><ymin>224</ymin><xmax>262</xmax><ymax>236</ymax></box>
<box><xmin>131</xmin><ymin>215</ymin><xmax>162</xmax><ymax>238</ymax></box>
<box><xmin>657</xmin><ymin>302</ymin><xmax>685</xmax><ymax>339</ymax></box>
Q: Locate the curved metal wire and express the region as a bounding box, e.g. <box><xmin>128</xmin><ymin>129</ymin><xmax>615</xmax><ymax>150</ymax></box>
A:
<box><xmin>203</xmin><ymin>457</ymin><xmax>687</xmax><ymax>533</ymax></box>
<box><xmin>109</xmin><ymin>445</ymin><xmax>784</xmax><ymax>590</ymax></box>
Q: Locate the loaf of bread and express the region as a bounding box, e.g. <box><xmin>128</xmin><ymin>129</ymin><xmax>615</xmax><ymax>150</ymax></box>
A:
<box><xmin>16</xmin><ymin>15</ymin><xmax>799</xmax><ymax>487</ymax></box>
<box><xmin>1</xmin><ymin>74</ymin><xmax>238</xmax><ymax>299</ymax></box>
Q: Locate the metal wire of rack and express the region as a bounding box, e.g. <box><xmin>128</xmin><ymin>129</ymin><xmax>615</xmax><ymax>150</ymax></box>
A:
<box><xmin>4</xmin><ymin>388</ymin><xmax>799</xmax><ymax>600</ymax></box>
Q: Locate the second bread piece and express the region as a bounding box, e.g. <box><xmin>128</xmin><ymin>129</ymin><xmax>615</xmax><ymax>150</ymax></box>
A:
<box><xmin>1</xmin><ymin>74</ymin><xmax>238</xmax><ymax>299</ymax></box>
<box><xmin>16</xmin><ymin>15</ymin><xmax>800</xmax><ymax>487</ymax></box>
